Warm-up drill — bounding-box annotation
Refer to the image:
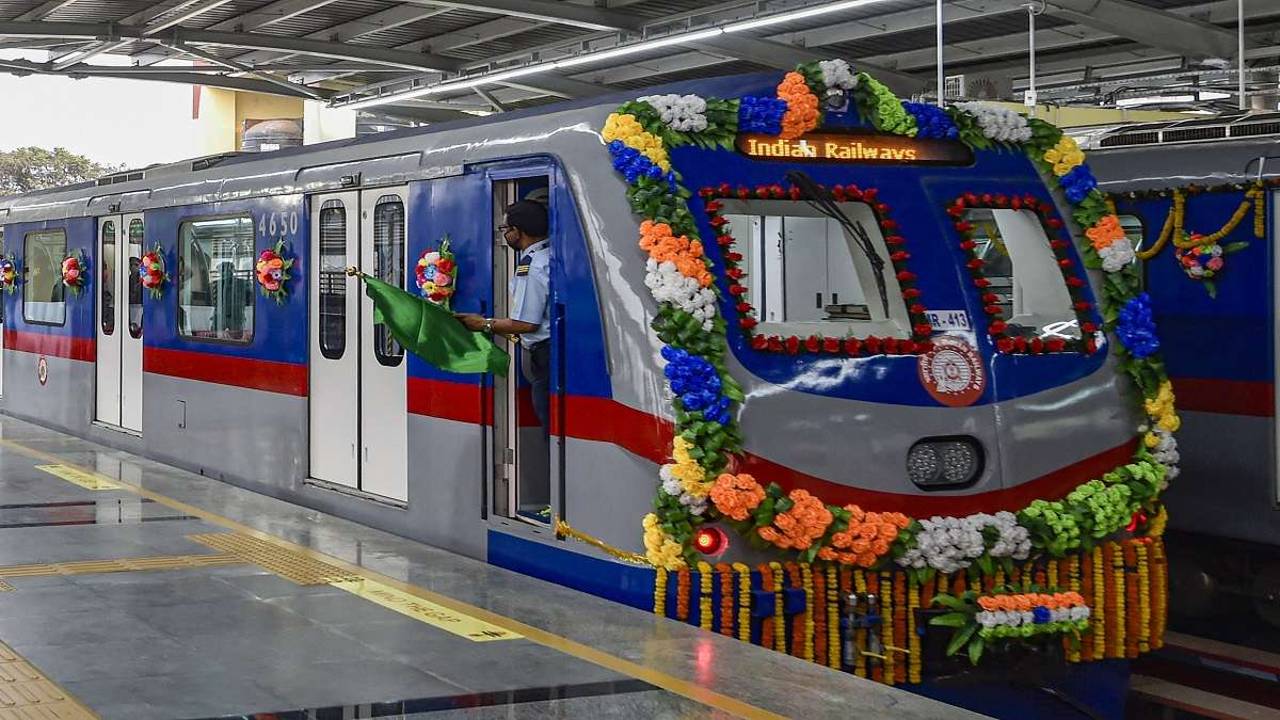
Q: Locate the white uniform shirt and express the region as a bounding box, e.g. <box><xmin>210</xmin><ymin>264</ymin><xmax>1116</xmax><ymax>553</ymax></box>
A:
<box><xmin>509</xmin><ymin>239</ymin><xmax>550</xmax><ymax>348</ymax></box>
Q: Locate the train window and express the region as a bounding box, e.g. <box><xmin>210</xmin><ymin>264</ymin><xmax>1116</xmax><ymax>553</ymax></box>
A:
<box><xmin>177</xmin><ymin>216</ymin><xmax>255</xmax><ymax>343</ymax></box>
<box><xmin>963</xmin><ymin>208</ymin><xmax>1082</xmax><ymax>341</ymax></box>
<box><xmin>721</xmin><ymin>199</ymin><xmax>910</xmax><ymax>337</ymax></box>
<box><xmin>22</xmin><ymin>229</ymin><xmax>66</xmax><ymax>326</ymax></box>
<box><xmin>128</xmin><ymin>219</ymin><xmax>143</xmax><ymax>339</ymax></box>
<box><xmin>372</xmin><ymin>195</ymin><xmax>404</xmax><ymax>367</ymax></box>
<box><xmin>101</xmin><ymin>221</ymin><xmax>115</xmax><ymax>336</ymax></box>
<box><xmin>318</xmin><ymin>200</ymin><xmax>346</xmax><ymax>360</ymax></box>
<box><xmin>1117</xmin><ymin>214</ymin><xmax>1145</xmax><ymax>254</ymax></box>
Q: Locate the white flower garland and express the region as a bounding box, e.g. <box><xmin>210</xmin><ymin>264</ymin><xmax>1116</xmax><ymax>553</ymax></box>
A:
<box><xmin>1098</xmin><ymin>237</ymin><xmax>1137</xmax><ymax>273</ymax></box>
<box><xmin>897</xmin><ymin>511</ymin><xmax>1030</xmax><ymax>573</ymax></box>
<box><xmin>638</xmin><ymin>93</ymin><xmax>709</xmax><ymax>132</ymax></box>
<box><xmin>1148</xmin><ymin>428</ymin><xmax>1179</xmax><ymax>483</ymax></box>
<box><xmin>955</xmin><ymin>101</ymin><xmax>1033</xmax><ymax>143</ymax></box>
<box><xmin>976</xmin><ymin>605</ymin><xmax>1090</xmax><ymax>629</ymax></box>
<box><xmin>643</xmin><ymin>258</ymin><xmax>716</xmax><ymax>331</ymax></box>
<box><xmin>818</xmin><ymin>59</ymin><xmax>859</xmax><ymax>91</ymax></box>
<box><xmin>659</xmin><ymin>464</ymin><xmax>709</xmax><ymax>515</ymax></box>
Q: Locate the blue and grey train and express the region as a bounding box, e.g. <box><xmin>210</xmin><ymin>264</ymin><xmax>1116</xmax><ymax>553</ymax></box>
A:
<box><xmin>0</xmin><ymin>68</ymin><xmax>1162</xmax><ymax>718</ymax></box>
<box><xmin>1088</xmin><ymin>119</ymin><xmax>1280</xmax><ymax>630</ymax></box>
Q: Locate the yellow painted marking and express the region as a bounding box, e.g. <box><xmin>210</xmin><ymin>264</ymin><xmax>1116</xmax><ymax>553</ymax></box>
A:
<box><xmin>0</xmin><ymin>641</ymin><xmax>96</xmax><ymax>718</ymax></box>
<box><xmin>33</xmin><ymin>465</ymin><xmax>120</xmax><ymax>491</ymax></box>
<box><xmin>0</xmin><ymin>582</ymin><xmax>12</xmax><ymax>593</ymax></box>
<box><xmin>332</xmin><ymin>578</ymin><xmax>521</xmax><ymax>642</ymax></box>
<box><xmin>0</xmin><ymin>436</ymin><xmax>785</xmax><ymax>720</ymax></box>
<box><xmin>187</xmin><ymin>533</ymin><xmax>360</xmax><ymax>585</ymax></box>
<box><xmin>0</xmin><ymin>554</ymin><xmax>242</xmax><ymax>580</ymax></box>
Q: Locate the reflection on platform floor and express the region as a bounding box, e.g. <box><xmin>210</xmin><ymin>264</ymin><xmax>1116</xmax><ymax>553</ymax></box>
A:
<box><xmin>0</xmin><ymin>415</ymin><xmax>977</xmax><ymax>720</ymax></box>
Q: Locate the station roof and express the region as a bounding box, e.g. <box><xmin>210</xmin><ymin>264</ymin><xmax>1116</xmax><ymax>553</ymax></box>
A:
<box><xmin>0</xmin><ymin>0</ymin><xmax>1274</xmax><ymax>119</ymax></box>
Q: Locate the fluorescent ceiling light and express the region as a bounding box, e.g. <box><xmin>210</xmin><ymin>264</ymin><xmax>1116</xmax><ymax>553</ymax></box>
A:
<box><xmin>1116</xmin><ymin>95</ymin><xmax>1195</xmax><ymax>107</ymax></box>
<box><xmin>1197</xmin><ymin>90</ymin><xmax>1231</xmax><ymax>100</ymax></box>
<box><xmin>339</xmin><ymin>0</ymin><xmax>899</xmax><ymax>111</ymax></box>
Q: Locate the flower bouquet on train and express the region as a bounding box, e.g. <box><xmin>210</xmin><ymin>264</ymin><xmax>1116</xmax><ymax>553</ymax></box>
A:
<box><xmin>1174</xmin><ymin>232</ymin><xmax>1247</xmax><ymax>298</ymax></box>
<box><xmin>138</xmin><ymin>244</ymin><xmax>168</xmax><ymax>299</ymax></box>
<box><xmin>929</xmin><ymin>588</ymin><xmax>1091</xmax><ymax>665</ymax></box>
<box><xmin>255</xmin><ymin>239</ymin><xmax>294</xmax><ymax>304</ymax></box>
<box><xmin>0</xmin><ymin>254</ymin><xmax>18</xmax><ymax>295</ymax></box>
<box><xmin>60</xmin><ymin>249</ymin><xmax>87</xmax><ymax>296</ymax></box>
<box><xmin>415</xmin><ymin>236</ymin><xmax>456</xmax><ymax>309</ymax></box>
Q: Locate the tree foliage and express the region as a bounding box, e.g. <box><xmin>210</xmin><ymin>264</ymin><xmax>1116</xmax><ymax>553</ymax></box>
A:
<box><xmin>0</xmin><ymin>147</ymin><xmax>124</xmax><ymax>195</ymax></box>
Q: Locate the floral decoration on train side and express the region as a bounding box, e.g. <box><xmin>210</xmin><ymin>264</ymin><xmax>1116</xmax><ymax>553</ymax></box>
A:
<box><xmin>60</xmin><ymin>250</ymin><xmax>87</xmax><ymax>296</ymax></box>
<box><xmin>255</xmin><ymin>240</ymin><xmax>294</xmax><ymax>304</ymax></box>
<box><xmin>0</xmin><ymin>254</ymin><xmax>17</xmax><ymax>294</ymax></box>
<box><xmin>138</xmin><ymin>244</ymin><xmax>168</xmax><ymax>299</ymax></box>
<box><xmin>599</xmin><ymin>59</ymin><xmax>1178</xmax><ymax>586</ymax></box>
<box><xmin>1112</xmin><ymin>180</ymin><xmax>1265</xmax><ymax>298</ymax></box>
<box><xmin>416</xmin><ymin>236</ymin><xmax>457</xmax><ymax>309</ymax></box>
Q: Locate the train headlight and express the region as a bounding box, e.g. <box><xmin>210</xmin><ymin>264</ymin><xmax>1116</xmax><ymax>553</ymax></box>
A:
<box><xmin>907</xmin><ymin>438</ymin><xmax>983</xmax><ymax>488</ymax></box>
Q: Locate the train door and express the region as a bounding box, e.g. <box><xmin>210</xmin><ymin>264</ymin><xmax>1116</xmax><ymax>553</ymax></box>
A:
<box><xmin>309</xmin><ymin>192</ymin><xmax>359</xmax><ymax>490</ymax></box>
<box><xmin>490</xmin><ymin>176</ymin><xmax>550</xmax><ymax>524</ymax></box>
<box><xmin>95</xmin><ymin>214</ymin><xmax>144</xmax><ymax>433</ymax></box>
<box><xmin>307</xmin><ymin>189</ymin><xmax>409</xmax><ymax>502</ymax></box>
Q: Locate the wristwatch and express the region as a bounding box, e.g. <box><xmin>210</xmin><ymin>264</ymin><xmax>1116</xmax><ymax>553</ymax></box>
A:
<box><xmin>483</xmin><ymin>318</ymin><xmax>494</xmax><ymax>334</ymax></box>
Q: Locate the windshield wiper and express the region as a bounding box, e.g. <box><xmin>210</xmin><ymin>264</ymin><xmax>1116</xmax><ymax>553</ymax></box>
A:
<box><xmin>785</xmin><ymin>170</ymin><xmax>890</xmax><ymax>318</ymax></box>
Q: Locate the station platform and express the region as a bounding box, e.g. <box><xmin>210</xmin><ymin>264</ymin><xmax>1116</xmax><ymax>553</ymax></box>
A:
<box><xmin>0</xmin><ymin>415</ymin><xmax>980</xmax><ymax>720</ymax></box>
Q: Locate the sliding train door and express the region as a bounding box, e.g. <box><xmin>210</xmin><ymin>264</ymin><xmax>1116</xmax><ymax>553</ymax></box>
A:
<box><xmin>359</xmin><ymin>188</ymin><xmax>409</xmax><ymax>501</ymax></box>
<box><xmin>309</xmin><ymin>192</ymin><xmax>359</xmax><ymax>490</ymax></box>
<box><xmin>95</xmin><ymin>214</ymin><xmax>143</xmax><ymax>433</ymax></box>
<box><xmin>307</xmin><ymin>189</ymin><xmax>408</xmax><ymax>502</ymax></box>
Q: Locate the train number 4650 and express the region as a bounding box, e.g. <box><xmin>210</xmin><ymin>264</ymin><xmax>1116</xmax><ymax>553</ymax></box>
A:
<box><xmin>257</xmin><ymin>211</ymin><xmax>299</xmax><ymax>238</ymax></box>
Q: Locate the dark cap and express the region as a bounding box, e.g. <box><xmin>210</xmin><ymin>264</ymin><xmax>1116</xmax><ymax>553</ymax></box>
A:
<box><xmin>504</xmin><ymin>199</ymin><xmax>548</xmax><ymax>238</ymax></box>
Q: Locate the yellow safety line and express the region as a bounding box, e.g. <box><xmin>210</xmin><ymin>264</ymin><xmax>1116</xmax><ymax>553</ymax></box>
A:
<box><xmin>0</xmin><ymin>436</ymin><xmax>786</xmax><ymax>720</ymax></box>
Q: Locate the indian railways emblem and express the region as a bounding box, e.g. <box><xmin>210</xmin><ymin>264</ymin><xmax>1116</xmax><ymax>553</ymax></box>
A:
<box><xmin>36</xmin><ymin>356</ymin><xmax>47</xmax><ymax>386</ymax></box>
<box><xmin>918</xmin><ymin>336</ymin><xmax>984</xmax><ymax>407</ymax></box>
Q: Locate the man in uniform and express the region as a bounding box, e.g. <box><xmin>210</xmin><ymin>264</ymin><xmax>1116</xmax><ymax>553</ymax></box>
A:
<box><xmin>456</xmin><ymin>200</ymin><xmax>551</xmax><ymax>431</ymax></box>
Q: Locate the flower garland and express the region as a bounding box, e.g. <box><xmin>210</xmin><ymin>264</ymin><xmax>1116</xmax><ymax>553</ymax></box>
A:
<box><xmin>0</xmin><ymin>255</ymin><xmax>16</xmax><ymax>294</ymax></box>
<box><xmin>60</xmin><ymin>250</ymin><xmax>86</xmax><ymax>296</ymax></box>
<box><xmin>415</xmin><ymin>237</ymin><xmax>457</xmax><ymax>308</ymax></box>
<box><xmin>600</xmin><ymin>59</ymin><xmax>1177</xmax><ymax>594</ymax></box>
<box><xmin>255</xmin><ymin>240</ymin><xmax>294</xmax><ymax>303</ymax></box>
<box><xmin>138</xmin><ymin>244</ymin><xmax>168</xmax><ymax>299</ymax></box>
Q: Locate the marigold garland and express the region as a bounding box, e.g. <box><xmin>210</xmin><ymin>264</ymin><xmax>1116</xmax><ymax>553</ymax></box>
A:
<box><xmin>698</xmin><ymin>561</ymin><xmax>714</xmax><ymax>632</ymax></box>
<box><xmin>770</xmin><ymin>561</ymin><xmax>787</xmax><ymax>652</ymax></box>
<box><xmin>777</xmin><ymin>72</ymin><xmax>820</xmax><ymax>140</ymax></box>
<box><xmin>676</xmin><ymin>568</ymin><xmax>690</xmax><ymax>621</ymax></box>
<box><xmin>654</xmin><ymin>568</ymin><xmax>667</xmax><ymax>617</ymax></box>
<box><xmin>1125</xmin><ymin>543</ymin><xmax>1140</xmax><ymax>658</ymax></box>
<box><xmin>759</xmin><ymin>564</ymin><xmax>774</xmax><ymax>650</ymax></box>
<box><xmin>801</xmin><ymin>564</ymin><xmax>816</xmax><ymax>661</ymax></box>
<box><xmin>717</xmin><ymin>562</ymin><xmax>734</xmax><ymax>637</ymax></box>
<box><xmin>881</xmin><ymin>573</ymin><xmax>895</xmax><ymax>686</ymax></box>
<box><xmin>733</xmin><ymin>562</ymin><xmax>752</xmax><ymax>643</ymax></box>
<box><xmin>813</xmin><ymin>565</ymin><xmax>827</xmax><ymax>666</ymax></box>
<box><xmin>826</xmin><ymin>565</ymin><xmax>840</xmax><ymax>670</ymax></box>
<box><xmin>788</xmin><ymin>562</ymin><xmax>804</xmax><ymax>656</ymax></box>
<box><xmin>853</xmin><ymin>570</ymin><xmax>867</xmax><ymax>678</ymax></box>
<box><xmin>907</xmin><ymin>575</ymin><xmax>922</xmax><ymax>684</ymax></box>
<box><xmin>1136</xmin><ymin>542</ymin><xmax>1151</xmax><ymax>653</ymax></box>
<box><xmin>893</xmin><ymin>572</ymin><xmax>907</xmax><ymax>684</ymax></box>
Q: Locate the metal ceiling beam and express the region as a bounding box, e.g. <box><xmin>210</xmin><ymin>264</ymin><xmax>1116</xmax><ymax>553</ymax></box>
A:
<box><xmin>207</xmin><ymin>0</ymin><xmax>340</xmax><ymax>32</ymax></box>
<box><xmin>695</xmin><ymin>34</ymin><xmax>924</xmax><ymax>93</ymax></box>
<box><xmin>1042</xmin><ymin>0</ymin><xmax>1243</xmax><ymax>60</ymax></box>
<box><xmin>497</xmin><ymin>74</ymin><xmax>605</xmax><ymax>99</ymax></box>
<box><xmin>397</xmin><ymin>0</ymin><xmax>643</xmax><ymax>32</ymax></box>
<box><xmin>165</xmin><ymin>40</ymin><xmax>329</xmax><ymax>99</ymax></box>
<box><xmin>0</xmin><ymin>22</ymin><xmax>465</xmax><ymax>71</ymax></box>
<box><xmin>0</xmin><ymin>56</ymin><xmax>316</xmax><ymax>97</ymax></box>
<box><xmin>371</xmin><ymin>103</ymin><xmax>477</xmax><ymax>123</ymax></box>
<box><xmin>473</xmin><ymin>86</ymin><xmax>506</xmax><ymax>112</ymax></box>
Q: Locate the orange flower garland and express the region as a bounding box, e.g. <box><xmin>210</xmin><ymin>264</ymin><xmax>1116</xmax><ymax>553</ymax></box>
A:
<box><xmin>759</xmin><ymin>563</ymin><xmax>774</xmax><ymax>650</ymax></box>
<box><xmin>709</xmin><ymin>473</ymin><xmax>765</xmax><ymax>521</ymax></box>
<box><xmin>814</xmin><ymin>566</ymin><xmax>827</xmax><ymax>666</ymax></box>
<box><xmin>770</xmin><ymin>562</ymin><xmax>787</xmax><ymax>652</ymax></box>
<box><xmin>637</xmin><ymin>220</ymin><xmax>712</xmax><ymax>286</ymax></box>
<box><xmin>777</xmin><ymin>72</ymin><xmax>820</xmax><ymax>140</ymax></box>
<box><xmin>819</xmin><ymin>506</ymin><xmax>910</xmax><ymax>567</ymax></box>
<box><xmin>734</xmin><ymin>563</ymin><xmax>752</xmax><ymax>643</ymax></box>
<box><xmin>853</xmin><ymin>570</ymin><xmax>867</xmax><ymax>678</ymax></box>
<box><xmin>789</xmin><ymin>563</ymin><xmax>804</xmax><ymax>656</ymax></box>
<box><xmin>718</xmin><ymin>562</ymin><xmax>734</xmax><ymax>637</ymax></box>
<box><xmin>757</xmin><ymin>489</ymin><xmax>833</xmax><ymax>551</ymax></box>
<box><xmin>1125</xmin><ymin>543</ymin><xmax>1139</xmax><ymax>658</ymax></box>
<box><xmin>881</xmin><ymin>573</ymin><xmax>895</xmax><ymax>686</ymax></box>
<box><xmin>893</xmin><ymin>572</ymin><xmax>907</xmax><ymax>684</ymax></box>
<box><xmin>907</xmin><ymin>575</ymin><xmax>922</xmax><ymax>684</ymax></box>
<box><xmin>826</xmin><ymin>565</ymin><xmax>840</xmax><ymax>669</ymax></box>
<box><xmin>1085</xmin><ymin>214</ymin><xmax>1126</xmax><ymax>252</ymax></box>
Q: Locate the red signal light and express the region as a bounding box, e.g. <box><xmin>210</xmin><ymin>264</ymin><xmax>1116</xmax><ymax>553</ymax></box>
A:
<box><xmin>694</xmin><ymin>526</ymin><xmax>728</xmax><ymax>557</ymax></box>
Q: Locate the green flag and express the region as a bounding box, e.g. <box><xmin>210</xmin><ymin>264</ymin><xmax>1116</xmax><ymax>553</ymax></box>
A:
<box><xmin>358</xmin><ymin>273</ymin><xmax>509</xmax><ymax>376</ymax></box>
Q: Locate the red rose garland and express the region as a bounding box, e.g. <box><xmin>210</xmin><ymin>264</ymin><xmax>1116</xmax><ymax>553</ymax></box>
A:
<box><xmin>947</xmin><ymin>192</ymin><xmax>1100</xmax><ymax>355</ymax></box>
<box><xmin>698</xmin><ymin>183</ymin><xmax>934</xmax><ymax>357</ymax></box>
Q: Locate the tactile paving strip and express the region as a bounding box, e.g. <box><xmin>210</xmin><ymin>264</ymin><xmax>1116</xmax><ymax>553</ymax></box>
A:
<box><xmin>187</xmin><ymin>533</ymin><xmax>361</xmax><ymax>585</ymax></box>
<box><xmin>0</xmin><ymin>641</ymin><xmax>95</xmax><ymax>719</ymax></box>
<box><xmin>0</xmin><ymin>554</ymin><xmax>242</xmax><ymax>580</ymax></box>
<box><xmin>0</xmin><ymin>582</ymin><xmax>12</xmax><ymax>594</ymax></box>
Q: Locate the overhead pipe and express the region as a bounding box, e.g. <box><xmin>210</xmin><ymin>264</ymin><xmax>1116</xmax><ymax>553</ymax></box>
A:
<box><xmin>1025</xmin><ymin>2</ymin><xmax>1044</xmax><ymax>118</ymax></box>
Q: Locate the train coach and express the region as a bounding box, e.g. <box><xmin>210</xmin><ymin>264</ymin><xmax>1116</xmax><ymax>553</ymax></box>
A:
<box><xmin>0</xmin><ymin>60</ymin><xmax>1175</xmax><ymax>718</ymax></box>
<box><xmin>1087</xmin><ymin>120</ymin><xmax>1280</xmax><ymax>631</ymax></box>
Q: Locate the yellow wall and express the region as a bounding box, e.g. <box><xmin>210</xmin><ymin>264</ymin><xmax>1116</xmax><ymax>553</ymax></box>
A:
<box><xmin>193</xmin><ymin>87</ymin><xmax>304</xmax><ymax>154</ymax></box>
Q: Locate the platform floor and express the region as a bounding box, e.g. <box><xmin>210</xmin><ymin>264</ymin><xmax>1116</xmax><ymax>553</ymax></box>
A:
<box><xmin>0</xmin><ymin>415</ymin><xmax>980</xmax><ymax>720</ymax></box>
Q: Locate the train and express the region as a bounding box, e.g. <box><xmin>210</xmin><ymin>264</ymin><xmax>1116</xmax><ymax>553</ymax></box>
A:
<box><xmin>1086</xmin><ymin>120</ymin><xmax>1280</xmax><ymax>632</ymax></box>
<box><xmin>0</xmin><ymin>60</ymin><xmax>1174</xmax><ymax>719</ymax></box>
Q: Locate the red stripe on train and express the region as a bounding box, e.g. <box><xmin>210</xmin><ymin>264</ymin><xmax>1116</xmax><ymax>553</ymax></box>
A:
<box><xmin>409</xmin><ymin>378</ymin><xmax>1139</xmax><ymax>515</ymax></box>
<box><xmin>3</xmin><ymin>330</ymin><xmax>94</xmax><ymax>362</ymax></box>
<box><xmin>143</xmin><ymin>348</ymin><xmax>308</xmax><ymax>396</ymax></box>
<box><xmin>1170</xmin><ymin>377</ymin><xmax>1274</xmax><ymax>417</ymax></box>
